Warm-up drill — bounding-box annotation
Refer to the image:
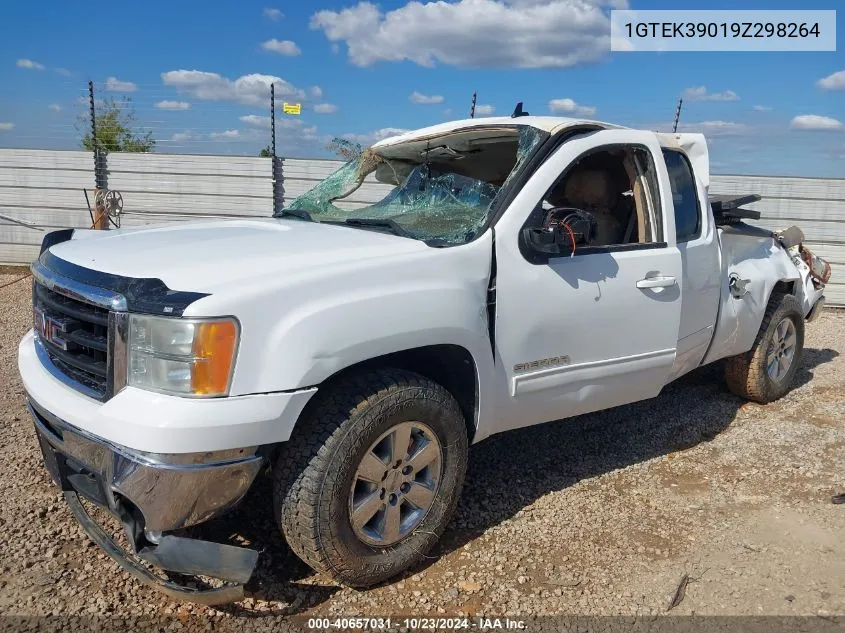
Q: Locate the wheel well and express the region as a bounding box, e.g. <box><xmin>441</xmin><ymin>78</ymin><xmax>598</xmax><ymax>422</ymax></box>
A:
<box><xmin>318</xmin><ymin>345</ymin><xmax>479</xmax><ymax>441</ymax></box>
<box><xmin>770</xmin><ymin>279</ymin><xmax>798</xmax><ymax>302</ymax></box>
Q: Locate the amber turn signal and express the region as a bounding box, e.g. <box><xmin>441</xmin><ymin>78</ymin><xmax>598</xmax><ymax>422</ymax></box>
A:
<box><xmin>191</xmin><ymin>320</ymin><xmax>239</xmax><ymax>396</ymax></box>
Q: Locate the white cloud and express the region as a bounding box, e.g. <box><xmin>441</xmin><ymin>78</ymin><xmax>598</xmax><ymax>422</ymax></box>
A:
<box><xmin>227</xmin><ymin>117</ymin><xmax>321</xmax><ymax>146</ymax></box>
<box><xmin>343</xmin><ymin>127</ymin><xmax>411</xmax><ymax>145</ymax></box>
<box><xmin>443</xmin><ymin>108</ymin><xmax>453</xmax><ymax>117</ymax></box>
<box><xmin>752</xmin><ymin>105</ymin><xmax>772</xmax><ymax>112</ymax></box>
<box><xmin>311</xmin><ymin>85</ymin><xmax>323</xmax><ymax>99</ymax></box>
<box><xmin>262</xmin><ymin>39</ymin><xmax>302</xmax><ymax>56</ymax></box>
<box><xmin>155</xmin><ymin>100</ymin><xmax>191</xmax><ymax>110</ymax></box>
<box><xmin>105</xmin><ymin>76</ymin><xmax>138</xmax><ymax>92</ymax></box>
<box><xmin>240</xmin><ymin>115</ymin><xmax>271</xmax><ymax>127</ymax></box>
<box><xmin>682</xmin><ymin>86</ymin><xmax>740</xmax><ymax>102</ymax></box>
<box><xmin>263</xmin><ymin>7</ymin><xmax>284</xmax><ymax>20</ymax></box>
<box><xmin>790</xmin><ymin>115</ymin><xmax>843</xmax><ymax>131</ymax></box>
<box><xmin>818</xmin><ymin>70</ymin><xmax>845</xmax><ymax>91</ymax></box>
<box><xmin>548</xmin><ymin>97</ymin><xmax>596</xmax><ymax>116</ymax></box>
<box><xmin>211</xmin><ymin>129</ymin><xmax>242</xmax><ymax>139</ymax></box>
<box><xmin>16</xmin><ymin>59</ymin><xmax>45</xmax><ymax>70</ymax></box>
<box><xmin>161</xmin><ymin>70</ymin><xmax>305</xmax><ymax>106</ymax></box>
<box><xmin>0</xmin><ymin>122</ymin><xmax>14</xmax><ymax>130</ymax></box>
<box><xmin>278</xmin><ymin>119</ymin><xmax>320</xmax><ymax>138</ymax></box>
<box><xmin>54</xmin><ymin>67</ymin><xmax>73</xmax><ymax>77</ymax></box>
<box><xmin>314</xmin><ymin>103</ymin><xmax>339</xmax><ymax>114</ymax></box>
<box><xmin>474</xmin><ymin>104</ymin><xmax>495</xmax><ymax>116</ymax></box>
<box><xmin>311</xmin><ymin>0</ymin><xmax>624</xmax><ymax>68</ymax></box>
<box><xmin>48</xmin><ymin>104</ymin><xmax>61</xmax><ymax>112</ymax></box>
<box><xmin>171</xmin><ymin>131</ymin><xmax>200</xmax><ymax>142</ymax></box>
<box><xmin>409</xmin><ymin>91</ymin><xmax>444</xmax><ymax>105</ymax></box>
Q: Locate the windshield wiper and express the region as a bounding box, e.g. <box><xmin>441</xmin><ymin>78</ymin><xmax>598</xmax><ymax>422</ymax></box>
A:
<box><xmin>325</xmin><ymin>218</ymin><xmax>413</xmax><ymax>239</ymax></box>
<box><xmin>274</xmin><ymin>209</ymin><xmax>313</xmax><ymax>221</ymax></box>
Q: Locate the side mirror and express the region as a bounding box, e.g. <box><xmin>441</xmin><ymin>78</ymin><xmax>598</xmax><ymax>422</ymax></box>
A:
<box><xmin>521</xmin><ymin>207</ymin><xmax>597</xmax><ymax>262</ymax></box>
<box><xmin>521</xmin><ymin>227</ymin><xmax>564</xmax><ymax>255</ymax></box>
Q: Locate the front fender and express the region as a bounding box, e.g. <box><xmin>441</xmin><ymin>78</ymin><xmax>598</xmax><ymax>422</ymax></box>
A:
<box><xmin>186</xmin><ymin>231</ymin><xmax>496</xmax><ymax>398</ymax></box>
<box><xmin>265</xmin><ymin>283</ymin><xmax>494</xmax><ymax>390</ymax></box>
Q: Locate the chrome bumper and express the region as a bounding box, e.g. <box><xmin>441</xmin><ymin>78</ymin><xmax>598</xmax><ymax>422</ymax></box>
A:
<box><xmin>28</xmin><ymin>397</ymin><xmax>264</xmax><ymax>532</ymax></box>
<box><xmin>28</xmin><ymin>395</ymin><xmax>264</xmax><ymax>603</ymax></box>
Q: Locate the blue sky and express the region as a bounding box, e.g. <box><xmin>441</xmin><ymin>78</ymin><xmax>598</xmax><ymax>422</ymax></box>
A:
<box><xmin>1</xmin><ymin>0</ymin><xmax>843</xmax><ymax>176</ymax></box>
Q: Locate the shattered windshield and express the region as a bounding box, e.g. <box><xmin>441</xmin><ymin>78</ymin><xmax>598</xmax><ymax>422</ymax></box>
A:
<box><xmin>279</xmin><ymin>125</ymin><xmax>547</xmax><ymax>245</ymax></box>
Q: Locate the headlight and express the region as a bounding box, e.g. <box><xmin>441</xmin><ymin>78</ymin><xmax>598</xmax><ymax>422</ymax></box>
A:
<box><xmin>127</xmin><ymin>315</ymin><xmax>239</xmax><ymax>397</ymax></box>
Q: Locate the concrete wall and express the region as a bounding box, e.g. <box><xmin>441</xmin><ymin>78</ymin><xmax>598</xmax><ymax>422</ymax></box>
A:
<box><xmin>1</xmin><ymin>149</ymin><xmax>843</xmax><ymax>305</ymax></box>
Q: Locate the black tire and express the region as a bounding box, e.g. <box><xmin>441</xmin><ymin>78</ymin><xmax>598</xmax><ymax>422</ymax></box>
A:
<box><xmin>273</xmin><ymin>368</ymin><xmax>469</xmax><ymax>587</ymax></box>
<box><xmin>724</xmin><ymin>293</ymin><xmax>804</xmax><ymax>404</ymax></box>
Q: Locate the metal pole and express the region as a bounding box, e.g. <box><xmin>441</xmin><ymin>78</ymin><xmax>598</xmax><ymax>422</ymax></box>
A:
<box><xmin>270</xmin><ymin>83</ymin><xmax>276</xmax><ymax>157</ymax></box>
<box><xmin>470</xmin><ymin>91</ymin><xmax>477</xmax><ymax>119</ymax></box>
<box><xmin>89</xmin><ymin>80</ymin><xmax>108</xmax><ymax>228</ymax></box>
<box><xmin>672</xmin><ymin>98</ymin><xmax>684</xmax><ymax>133</ymax></box>
<box><xmin>270</xmin><ymin>83</ymin><xmax>282</xmax><ymax>215</ymax></box>
<box><xmin>89</xmin><ymin>80</ymin><xmax>98</xmax><ymax>187</ymax></box>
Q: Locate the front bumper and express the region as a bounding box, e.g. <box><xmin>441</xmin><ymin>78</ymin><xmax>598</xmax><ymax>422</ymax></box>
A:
<box><xmin>30</xmin><ymin>397</ymin><xmax>264</xmax><ymax>532</ymax></box>
<box><xmin>29</xmin><ymin>397</ymin><xmax>262</xmax><ymax>603</ymax></box>
<box><xmin>20</xmin><ymin>316</ymin><xmax>317</xmax><ymax>603</ymax></box>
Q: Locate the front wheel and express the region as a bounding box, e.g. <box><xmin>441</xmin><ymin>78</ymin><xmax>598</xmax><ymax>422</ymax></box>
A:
<box><xmin>724</xmin><ymin>293</ymin><xmax>805</xmax><ymax>403</ymax></box>
<box><xmin>273</xmin><ymin>368</ymin><xmax>469</xmax><ymax>587</ymax></box>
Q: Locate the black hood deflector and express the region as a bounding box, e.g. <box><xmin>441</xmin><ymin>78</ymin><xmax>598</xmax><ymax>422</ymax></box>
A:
<box><xmin>38</xmin><ymin>230</ymin><xmax>209</xmax><ymax>316</ymax></box>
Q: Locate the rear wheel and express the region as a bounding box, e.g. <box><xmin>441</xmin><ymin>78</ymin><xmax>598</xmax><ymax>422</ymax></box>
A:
<box><xmin>724</xmin><ymin>293</ymin><xmax>804</xmax><ymax>403</ymax></box>
<box><xmin>273</xmin><ymin>368</ymin><xmax>468</xmax><ymax>587</ymax></box>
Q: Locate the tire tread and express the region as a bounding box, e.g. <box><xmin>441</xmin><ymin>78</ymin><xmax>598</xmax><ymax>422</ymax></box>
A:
<box><xmin>724</xmin><ymin>292</ymin><xmax>804</xmax><ymax>403</ymax></box>
<box><xmin>272</xmin><ymin>367</ymin><xmax>467</xmax><ymax>585</ymax></box>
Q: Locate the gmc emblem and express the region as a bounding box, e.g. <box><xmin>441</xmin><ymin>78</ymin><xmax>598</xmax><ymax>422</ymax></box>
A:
<box><xmin>34</xmin><ymin>307</ymin><xmax>73</xmax><ymax>350</ymax></box>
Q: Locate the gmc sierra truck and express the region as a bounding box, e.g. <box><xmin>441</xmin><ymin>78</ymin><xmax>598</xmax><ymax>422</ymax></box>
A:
<box><xmin>18</xmin><ymin>114</ymin><xmax>830</xmax><ymax>603</ymax></box>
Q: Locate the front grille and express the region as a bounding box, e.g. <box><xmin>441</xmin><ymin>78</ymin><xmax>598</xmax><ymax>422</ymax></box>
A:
<box><xmin>33</xmin><ymin>281</ymin><xmax>110</xmax><ymax>400</ymax></box>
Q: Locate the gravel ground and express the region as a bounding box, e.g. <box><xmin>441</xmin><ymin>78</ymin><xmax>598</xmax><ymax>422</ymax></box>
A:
<box><xmin>1</xmin><ymin>270</ymin><xmax>844</xmax><ymax>629</ymax></box>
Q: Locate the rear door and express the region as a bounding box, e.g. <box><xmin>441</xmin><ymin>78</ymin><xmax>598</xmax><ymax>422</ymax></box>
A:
<box><xmin>489</xmin><ymin>129</ymin><xmax>683</xmax><ymax>433</ymax></box>
<box><xmin>658</xmin><ymin>134</ymin><xmax>722</xmax><ymax>379</ymax></box>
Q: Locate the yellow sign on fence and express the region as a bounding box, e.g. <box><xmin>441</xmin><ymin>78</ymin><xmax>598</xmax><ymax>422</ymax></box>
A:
<box><xmin>282</xmin><ymin>102</ymin><xmax>301</xmax><ymax>115</ymax></box>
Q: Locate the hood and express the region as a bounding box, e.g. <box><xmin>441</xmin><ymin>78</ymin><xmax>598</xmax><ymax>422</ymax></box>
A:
<box><xmin>48</xmin><ymin>218</ymin><xmax>428</xmax><ymax>293</ymax></box>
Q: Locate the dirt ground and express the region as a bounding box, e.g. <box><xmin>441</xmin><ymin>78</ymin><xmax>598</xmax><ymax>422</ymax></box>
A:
<box><xmin>1</xmin><ymin>269</ymin><xmax>844</xmax><ymax>630</ymax></box>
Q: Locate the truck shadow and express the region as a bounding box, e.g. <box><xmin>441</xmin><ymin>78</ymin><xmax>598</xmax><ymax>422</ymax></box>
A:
<box><xmin>200</xmin><ymin>346</ymin><xmax>838</xmax><ymax>615</ymax></box>
<box><xmin>439</xmin><ymin>346</ymin><xmax>838</xmax><ymax>558</ymax></box>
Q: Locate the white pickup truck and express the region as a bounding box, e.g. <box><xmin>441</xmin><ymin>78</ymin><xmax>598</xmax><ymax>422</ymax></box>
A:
<box><xmin>18</xmin><ymin>113</ymin><xmax>831</xmax><ymax>603</ymax></box>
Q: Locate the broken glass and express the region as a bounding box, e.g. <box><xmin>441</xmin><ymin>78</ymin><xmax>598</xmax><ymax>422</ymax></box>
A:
<box><xmin>282</xmin><ymin>125</ymin><xmax>548</xmax><ymax>245</ymax></box>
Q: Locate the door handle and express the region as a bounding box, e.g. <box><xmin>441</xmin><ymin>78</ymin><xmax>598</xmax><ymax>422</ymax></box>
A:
<box><xmin>636</xmin><ymin>275</ymin><xmax>676</xmax><ymax>289</ymax></box>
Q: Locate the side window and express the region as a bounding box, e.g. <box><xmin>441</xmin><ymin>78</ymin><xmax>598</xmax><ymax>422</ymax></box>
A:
<box><xmin>662</xmin><ymin>149</ymin><xmax>701</xmax><ymax>242</ymax></box>
<box><xmin>528</xmin><ymin>144</ymin><xmax>664</xmax><ymax>254</ymax></box>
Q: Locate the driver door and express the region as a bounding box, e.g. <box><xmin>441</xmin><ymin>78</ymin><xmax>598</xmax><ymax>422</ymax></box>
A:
<box><xmin>489</xmin><ymin>130</ymin><xmax>683</xmax><ymax>434</ymax></box>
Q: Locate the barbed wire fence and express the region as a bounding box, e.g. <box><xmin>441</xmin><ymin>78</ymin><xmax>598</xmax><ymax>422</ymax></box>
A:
<box><xmin>5</xmin><ymin>77</ymin><xmax>342</xmax><ymax>162</ymax></box>
<box><xmin>7</xmin><ymin>79</ymin><xmax>839</xmax><ymax>277</ymax></box>
<box><xmin>10</xmin><ymin>78</ymin><xmax>731</xmax><ymax>155</ymax></box>
<box><xmin>0</xmin><ymin>78</ymin><xmax>327</xmax><ymax>253</ymax></box>
<box><xmin>81</xmin><ymin>78</ymin><xmax>323</xmax><ymax>224</ymax></box>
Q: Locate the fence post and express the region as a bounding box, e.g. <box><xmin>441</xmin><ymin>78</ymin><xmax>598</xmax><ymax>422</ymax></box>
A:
<box><xmin>270</xmin><ymin>83</ymin><xmax>276</xmax><ymax>158</ymax></box>
<box><xmin>672</xmin><ymin>98</ymin><xmax>684</xmax><ymax>133</ymax></box>
<box><xmin>89</xmin><ymin>80</ymin><xmax>109</xmax><ymax>229</ymax></box>
<box><xmin>270</xmin><ymin>84</ymin><xmax>284</xmax><ymax>214</ymax></box>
